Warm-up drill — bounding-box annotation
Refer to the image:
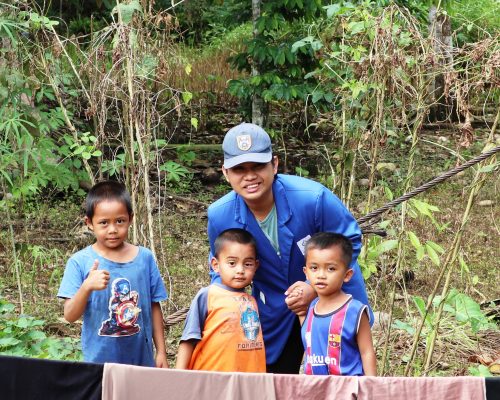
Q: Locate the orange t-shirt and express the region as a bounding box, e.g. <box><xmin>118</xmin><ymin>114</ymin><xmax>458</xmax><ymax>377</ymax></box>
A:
<box><xmin>185</xmin><ymin>284</ymin><xmax>266</xmax><ymax>372</ymax></box>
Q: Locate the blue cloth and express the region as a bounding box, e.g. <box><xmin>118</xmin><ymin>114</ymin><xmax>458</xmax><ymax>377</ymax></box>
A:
<box><xmin>301</xmin><ymin>297</ymin><xmax>366</xmax><ymax>375</ymax></box>
<box><xmin>207</xmin><ymin>174</ymin><xmax>373</xmax><ymax>364</ymax></box>
<box><xmin>57</xmin><ymin>246</ymin><xmax>167</xmax><ymax>366</ymax></box>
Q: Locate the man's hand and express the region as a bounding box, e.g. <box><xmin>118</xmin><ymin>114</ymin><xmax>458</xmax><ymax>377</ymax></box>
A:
<box><xmin>83</xmin><ymin>260</ymin><xmax>110</xmax><ymax>291</ymax></box>
<box><xmin>284</xmin><ymin>281</ymin><xmax>317</xmax><ymax>316</ymax></box>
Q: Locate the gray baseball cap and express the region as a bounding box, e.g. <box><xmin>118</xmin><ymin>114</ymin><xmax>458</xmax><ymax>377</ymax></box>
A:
<box><xmin>222</xmin><ymin>123</ymin><xmax>273</xmax><ymax>169</ymax></box>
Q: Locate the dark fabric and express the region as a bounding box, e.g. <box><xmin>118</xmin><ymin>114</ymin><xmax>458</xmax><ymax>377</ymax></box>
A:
<box><xmin>0</xmin><ymin>355</ymin><xmax>103</xmax><ymax>400</ymax></box>
<box><xmin>486</xmin><ymin>377</ymin><xmax>500</xmax><ymax>400</ymax></box>
<box><xmin>266</xmin><ymin>316</ymin><xmax>303</xmax><ymax>374</ymax></box>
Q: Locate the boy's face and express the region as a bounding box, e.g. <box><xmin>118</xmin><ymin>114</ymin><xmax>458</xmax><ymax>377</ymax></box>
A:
<box><xmin>303</xmin><ymin>245</ymin><xmax>353</xmax><ymax>298</ymax></box>
<box><xmin>222</xmin><ymin>157</ymin><xmax>278</xmax><ymax>206</ymax></box>
<box><xmin>211</xmin><ymin>242</ymin><xmax>259</xmax><ymax>289</ymax></box>
<box><xmin>85</xmin><ymin>199</ymin><xmax>133</xmax><ymax>252</ymax></box>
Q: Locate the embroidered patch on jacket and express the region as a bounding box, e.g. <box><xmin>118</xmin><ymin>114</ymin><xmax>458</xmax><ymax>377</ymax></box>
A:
<box><xmin>236</xmin><ymin>134</ymin><xmax>252</xmax><ymax>151</ymax></box>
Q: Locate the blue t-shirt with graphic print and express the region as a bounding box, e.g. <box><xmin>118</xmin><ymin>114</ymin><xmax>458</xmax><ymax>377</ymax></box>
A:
<box><xmin>58</xmin><ymin>245</ymin><xmax>167</xmax><ymax>366</ymax></box>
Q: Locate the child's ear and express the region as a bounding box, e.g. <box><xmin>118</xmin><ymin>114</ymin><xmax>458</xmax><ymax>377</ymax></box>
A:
<box><xmin>84</xmin><ymin>216</ymin><xmax>94</xmax><ymax>231</ymax></box>
<box><xmin>344</xmin><ymin>268</ymin><xmax>354</xmax><ymax>283</ymax></box>
<box><xmin>210</xmin><ymin>257</ymin><xmax>220</xmax><ymax>273</ymax></box>
<box><xmin>129</xmin><ymin>213</ymin><xmax>134</xmax><ymax>223</ymax></box>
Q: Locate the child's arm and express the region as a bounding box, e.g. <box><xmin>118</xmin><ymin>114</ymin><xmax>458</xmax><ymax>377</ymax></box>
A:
<box><xmin>176</xmin><ymin>341</ymin><xmax>196</xmax><ymax>369</ymax></box>
<box><xmin>152</xmin><ymin>302</ymin><xmax>168</xmax><ymax>368</ymax></box>
<box><xmin>357</xmin><ymin>311</ymin><xmax>377</xmax><ymax>376</ymax></box>
<box><xmin>63</xmin><ymin>260</ymin><xmax>109</xmax><ymax>322</ymax></box>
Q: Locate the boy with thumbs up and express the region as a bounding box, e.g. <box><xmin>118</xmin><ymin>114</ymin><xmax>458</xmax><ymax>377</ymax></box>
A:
<box><xmin>58</xmin><ymin>181</ymin><xmax>168</xmax><ymax>367</ymax></box>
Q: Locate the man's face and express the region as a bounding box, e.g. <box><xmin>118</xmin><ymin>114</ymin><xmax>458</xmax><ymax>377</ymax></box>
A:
<box><xmin>222</xmin><ymin>157</ymin><xmax>278</xmax><ymax>206</ymax></box>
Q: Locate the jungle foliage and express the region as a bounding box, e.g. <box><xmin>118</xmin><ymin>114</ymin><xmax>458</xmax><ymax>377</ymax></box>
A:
<box><xmin>0</xmin><ymin>0</ymin><xmax>499</xmax><ymax>376</ymax></box>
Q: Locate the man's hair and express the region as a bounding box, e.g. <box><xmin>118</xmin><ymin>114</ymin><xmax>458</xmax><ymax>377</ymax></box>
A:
<box><xmin>305</xmin><ymin>232</ymin><xmax>353</xmax><ymax>267</ymax></box>
<box><xmin>85</xmin><ymin>180</ymin><xmax>133</xmax><ymax>220</ymax></box>
<box><xmin>214</xmin><ymin>228</ymin><xmax>257</xmax><ymax>259</ymax></box>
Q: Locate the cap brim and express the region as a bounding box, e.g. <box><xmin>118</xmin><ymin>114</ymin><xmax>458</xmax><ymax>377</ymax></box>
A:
<box><xmin>223</xmin><ymin>152</ymin><xmax>272</xmax><ymax>169</ymax></box>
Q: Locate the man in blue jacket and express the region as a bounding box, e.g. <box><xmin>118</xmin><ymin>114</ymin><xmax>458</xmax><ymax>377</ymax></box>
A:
<box><xmin>207</xmin><ymin>122</ymin><xmax>373</xmax><ymax>373</ymax></box>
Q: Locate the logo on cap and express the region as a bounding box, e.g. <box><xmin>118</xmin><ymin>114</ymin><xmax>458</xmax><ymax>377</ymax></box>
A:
<box><xmin>236</xmin><ymin>135</ymin><xmax>252</xmax><ymax>151</ymax></box>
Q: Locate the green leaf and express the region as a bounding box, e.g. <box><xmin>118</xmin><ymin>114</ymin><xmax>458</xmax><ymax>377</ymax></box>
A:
<box><xmin>416</xmin><ymin>246</ymin><xmax>425</xmax><ymax>261</ymax></box>
<box><xmin>312</xmin><ymin>90</ymin><xmax>324</xmax><ymax>103</ymax></box>
<box><xmin>412</xmin><ymin>296</ymin><xmax>426</xmax><ymax>317</ymax></box>
<box><xmin>384</xmin><ymin>186</ymin><xmax>393</xmax><ymax>201</ymax></box>
<box><xmin>376</xmin><ymin>162</ymin><xmax>397</xmax><ymax>172</ymax></box>
<box><xmin>445</xmin><ymin>290</ymin><xmax>494</xmax><ymax>332</ymax></box>
<box><xmin>26</xmin><ymin>330</ymin><xmax>46</xmax><ymax>340</ymax></box>
<box><xmin>190</xmin><ymin>117</ymin><xmax>198</xmax><ymax>130</ymax></box>
<box><xmin>112</xmin><ymin>0</ymin><xmax>143</xmax><ymax>25</ymax></box>
<box><xmin>411</xmin><ymin>199</ymin><xmax>440</xmax><ymax>218</ymax></box>
<box><xmin>458</xmin><ymin>257</ymin><xmax>469</xmax><ymax>278</ymax></box>
<box><xmin>0</xmin><ymin>337</ymin><xmax>21</xmax><ymax>347</ymax></box>
<box><xmin>16</xmin><ymin>317</ymin><xmax>30</xmax><ymax>328</ymax></box>
<box><xmin>477</xmin><ymin>163</ymin><xmax>498</xmax><ymax>173</ymax></box>
<box><xmin>407</xmin><ymin>231</ymin><xmax>421</xmax><ymax>249</ymax></box>
<box><xmin>425</xmin><ymin>243</ymin><xmax>440</xmax><ymax>266</ymax></box>
<box><xmin>276</xmin><ymin>51</ymin><xmax>286</xmax><ymax>66</ymax></box>
<box><xmin>324</xmin><ymin>4</ymin><xmax>341</xmax><ymax>18</ymax></box>
<box><xmin>468</xmin><ymin>365</ymin><xmax>493</xmax><ymax>377</ymax></box>
<box><xmin>426</xmin><ymin>240</ymin><xmax>445</xmax><ymax>254</ymax></box>
<box><xmin>347</xmin><ymin>21</ymin><xmax>365</xmax><ymax>35</ymax></box>
<box><xmin>323</xmin><ymin>92</ymin><xmax>334</xmax><ymax>103</ymax></box>
<box><xmin>375</xmin><ymin>239</ymin><xmax>398</xmax><ymax>253</ymax></box>
<box><xmin>392</xmin><ymin>319</ymin><xmax>415</xmax><ymax>335</ymax></box>
<box><xmin>182</xmin><ymin>91</ymin><xmax>193</xmax><ymax>105</ymax></box>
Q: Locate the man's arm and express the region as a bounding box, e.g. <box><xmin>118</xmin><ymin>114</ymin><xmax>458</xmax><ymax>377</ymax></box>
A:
<box><xmin>357</xmin><ymin>312</ymin><xmax>377</xmax><ymax>376</ymax></box>
<box><xmin>152</xmin><ymin>302</ymin><xmax>168</xmax><ymax>368</ymax></box>
<box><xmin>63</xmin><ymin>260</ymin><xmax>109</xmax><ymax>322</ymax></box>
<box><xmin>176</xmin><ymin>341</ymin><xmax>196</xmax><ymax>369</ymax></box>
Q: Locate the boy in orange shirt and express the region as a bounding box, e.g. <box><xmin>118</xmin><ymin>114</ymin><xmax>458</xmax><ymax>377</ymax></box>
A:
<box><xmin>176</xmin><ymin>229</ymin><xmax>265</xmax><ymax>372</ymax></box>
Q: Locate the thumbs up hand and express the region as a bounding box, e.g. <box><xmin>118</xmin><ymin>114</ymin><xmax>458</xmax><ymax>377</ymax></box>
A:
<box><xmin>83</xmin><ymin>259</ymin><xmax>110</xmax><ymax>291</ymax></box>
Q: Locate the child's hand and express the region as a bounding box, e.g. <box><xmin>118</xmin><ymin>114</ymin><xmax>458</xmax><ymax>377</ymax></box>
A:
<box><xmin>155</xmin><ymin>352</ymin><xmax>169</xmax><ymax>368</ymax></box>
<box><xmin>285</xmin><ymin>281</ymin><xmax>317</xmax><ymax>316</ymax></box>
<box><xmin>83</xmin><ymin>260</ymin><xmax>110</xmax><ymax>291</ymax></box>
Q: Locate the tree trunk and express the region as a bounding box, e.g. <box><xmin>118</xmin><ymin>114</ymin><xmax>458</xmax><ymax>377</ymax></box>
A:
<box><xmin>428</xmin><ymin>5</ymin><xmax>453</xmax><ymax>122</ymax></box>
<box><xmin>251</xmin><ymin>0</ymin><xmax>266</xmax><ymax>127</ymax></box>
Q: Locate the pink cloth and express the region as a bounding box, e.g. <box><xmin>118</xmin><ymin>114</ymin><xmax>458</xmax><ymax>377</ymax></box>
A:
<box><xmin>358</xmin><ymin>376</ymin><xmax>485</xmax><ymax>400</ymax></box>
<box><xmin>274</xmin><ymin>374</ymin><xmax>358</xmax><ymax>400</ymax></box>
<box><xmin>103</xmin><ymin>363</ymin><xmax>486</xmax><ymax>400</ymax></box>
<box><xmin>102</xmin><ymin>363</ymin><xmax>276</xmax><ymax>400</ymax></box>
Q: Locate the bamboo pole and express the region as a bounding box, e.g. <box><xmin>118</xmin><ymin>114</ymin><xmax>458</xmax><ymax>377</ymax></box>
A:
<box><xmin>3</xmin><ymin>182</ymin><xmax>23</xmax><ymax>315</ymax></box>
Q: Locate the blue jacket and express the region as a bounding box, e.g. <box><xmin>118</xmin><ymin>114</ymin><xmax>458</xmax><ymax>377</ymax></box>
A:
<box><xmin>207</xmin><ymin>174</ymin><xmax>373</xmax><ymax>364</ymax></box>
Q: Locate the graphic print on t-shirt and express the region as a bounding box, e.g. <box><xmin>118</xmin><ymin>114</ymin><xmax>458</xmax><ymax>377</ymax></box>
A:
<box><xmin>237</xmin><ymin>297</ymin><xmax>264</xmax><ymax>351</ymax></box>
<box><xmin>99</xmin><ymin>277</ymin><xmax>141</xmax><ymax>337</ymax></box>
